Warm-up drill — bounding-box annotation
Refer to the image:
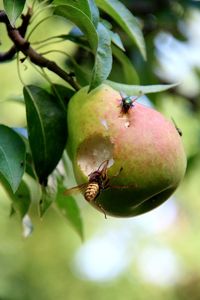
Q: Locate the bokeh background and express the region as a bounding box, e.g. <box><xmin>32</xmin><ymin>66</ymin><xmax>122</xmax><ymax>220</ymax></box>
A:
<box><xmin>0</xmin><ymin>0</ymin><xmax>200</xmax><ymax>299</ymax></box>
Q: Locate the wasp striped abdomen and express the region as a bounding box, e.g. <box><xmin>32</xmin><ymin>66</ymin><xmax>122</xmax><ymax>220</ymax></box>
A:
<box><xmin>84</xmin><ymin>182</ymin><xmax>100</xmax><ymax>202</ymax></box>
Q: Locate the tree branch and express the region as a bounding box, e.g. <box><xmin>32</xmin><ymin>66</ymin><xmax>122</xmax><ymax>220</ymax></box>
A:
<box><xmin>0</xmin><ymin>10</ymin><xmax>80</xmax><ymax>90</ymax></box>
<box><xmin>0</xmin><ymin>7</ymin><xmax>32</xmax><ymax>61</ymax></box>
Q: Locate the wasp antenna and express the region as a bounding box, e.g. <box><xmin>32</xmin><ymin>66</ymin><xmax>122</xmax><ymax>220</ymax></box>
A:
<box><xmin>97</xmin><ymin>159</ymin><xmax>109</xmax><ymax>171</ymax></box>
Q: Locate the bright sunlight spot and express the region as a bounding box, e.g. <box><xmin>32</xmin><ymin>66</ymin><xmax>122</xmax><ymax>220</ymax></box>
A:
<box><xmin>137</xmin><ymin>246</ymin><xmax>183</xmax><ymax>286</ymax></box>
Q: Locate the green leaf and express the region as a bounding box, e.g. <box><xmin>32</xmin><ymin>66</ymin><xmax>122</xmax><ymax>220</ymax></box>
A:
<box><xmin>53</xmin><ymin>0</ymin><xmax>91</xmax><ymax>19</ymax></box>
<box><xmin>54</xmin><ymin>4</ymin><xmax>98</xmax><ymax>52</ymax></box>
<box><xmin>39</xmin><ymin>186</ymin><xmax>54</xmax><ymax>217</ymax></box>
<box><xmin>57</xmin><ymin>33</ymin><xmax>91</xmax><ymax>85</ymax></box>
<box><xmin>88</xmin><ymin>0</ymin><xmax>99</xmax><ymax>27</ymax></box>
<box><xmin>51</xmin><ymin>84</ymin><xmax>75</xmax><ymax>109</ymax></box>
<box><xmin>110</xmin><ymin>32</ymin><xmax>125</xmax><ymax>51</ymax></box>
<box><xmin>53</xmin><ymin>0</ymin><xmax>99</xmax><ymax>27</ymax></box>
<box><xmin>0</xmin><ymin>125</ymin><xmax>26</xmax><ymax>192</ymax></box>
<box><xmin>100</xmin><ymin>19</ymin><xmax>125</xmax><ymax>51</ymax></box>
<box><xmin>96</xmin><ymin>0</ymin><xmax>146</xmax><ymax>59</ymax></box>
<box><xmin>54</xmin><ymin>6</ymin><xmax>112</xmax><ymax>90</ymax></box>
<box><xmin>106</xmin><ymin>81</ymin><xmax>179</xmax><ymax>95</ymax></box>
<box><xmin>112</xmin><ymin>45</ymin><xmax>139</xmax><ymax>84</ymax></box>
<box><xmin>71</xmin><ymin>61</ymin><xmax>91</xmax><ymax>87</ymax></box>
<box><xmin>10</xmin><ymin>180</ymin><xmax>31</xmax><ymax>219</ymax></box>
<box><xmin>1</xmin><ymin>174</ymin><xmax>31</xmax><ymax>219</ymax></box>
<box><xmin>56</xmin><ymin>151</ymin><xmax>84</xmax><ymax>239</ymax></box>
<box><xmin>89</xmin><ymin>22</ymin><xmax>112</xmax><ymax>91</ymax></box>
<box><xmin>56</xmin><ymin>180</ymin><xmax>84</xmax><ymax>240</ymax></box>
<box><xmin>23</xmin><ymin>85</ymin><xmax>67</xmax><ymax>184</ymax></box>
<box><xmin>3</xmin><ymin>0</ymin><xmax>26</xmax><ymax>26</ymax></box>
<box><xmin>59</xmin><ymin>33</ymin><xmax>90</xmax><ymax>50</ymax></box>
<box><xmin>24</xmin><ymin>152</ymin><xmax>37</xmax><ymax>179</ymax></box>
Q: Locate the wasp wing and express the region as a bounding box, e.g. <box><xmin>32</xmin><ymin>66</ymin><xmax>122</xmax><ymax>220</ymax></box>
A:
<box><xmin>64</xmin><ymin>183</ymin><xmax>88</xmax><ymax>196</ymax></box>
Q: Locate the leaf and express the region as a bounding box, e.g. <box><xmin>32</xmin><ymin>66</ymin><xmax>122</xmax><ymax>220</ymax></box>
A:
<box><xmin>57</xmin><ymin>33</ymin><xmax>91</xmax><ymax>85</ymax></box>
<box><xmin>56</xmin><ymin>180</ymin><xmax>84</xmax><ymax>240</ymax></box>
<box><xmin>70</xmin><ymin>61</ymin><xmax>91</xmax><ymax>87</ymax></box>
<box><xmin>2</xmin><ymin>175</ymin><xmax>31</xmax><ymax>219</ymax></box>
<box><xmin>54</xmin><ymin>6</ymin><xmax>112</xmax><ymax>90</ymax></box>
<box><xmin>67</xmin><ymin>20</ymin><xmax>125</xmax><ymax>51</ymax></box>
<box><xmin>51</xmin><ymin>84</ymin><xmax>75</xmax><ymax>109</ymax></box>
<box><xmin>89</xmin><ymin>22</ymin><xmax>112</xmax><ymax>91</ymax></box>
<box><xmin>24</xmin><ymin>152</ymin><xmax>37</xmax><ymax>179</ymax></box>
<box><xmin>52</xmin><ymin>84</ymin><xmax>75</xmax><ymax>100</ymax></box>
<box><xmin>96</xmin><ymin>0</ymin><xmax>146</xmax><ymax>59</ymax></box>
<box><xmin>58</xmin><ymin>33</ymin><xmax>90</xmax><ymax>50</ymax></box>
<box><xmin>11</xmin><ymin>180</ymin><xmax>31</xmax><ymax>219</ymax></box>
<box><xmin>112</xmin><ymin>45</ymin><xmax>139</xmax><ymax>84</ymax></box>
<box><xmin>56</xmin><ymin>151</ymin><xmax>84</xmax><ymax>239</ymax></box>
<box><xmin>0</xmin><ymin>125</ymin><xmax>26</xmax><ymax>192</ymax></box>
<box><xmin>88</xmin><ymin>0</ymin><xmax>99</xmax><ymax>27</ymax></box>
<box><xmin>39</xmin><ymin>186</ymin><xmax>55</xmax><ymax>217</ymax></box>
<box><xmin>53</xmin><ymin>0</ymin><xmax>91</xmax><ymax>18</ymax></box>
<box><xmin>106</xmin><ymin>81</ymin><xmax>179</xmax><ymax>95</ymax></box>
<box><xmin>100</xmin><ymin>19</ymin><xmax>125</xmax><ymax>51</ymax></box>
<box><xmin>54</xmin><ymin>4</ymin><xmax>98</xmax><ymax>52</ymax></box>
<box><xmin>110</xmin><ymin>32</ymin><xmax>125</xmax><ymax>51</ymax></box>
<box><xmin>53</xmin><ymin>0</ymin><xmax>99</xmax><ymax>27</ymax></box>
<box><xmin>23</xmin><ymin>85</ymin><xmax>67</xmax><ymax>184</ymax></box>
<box><xmin>3</xmin><ymin>0</ymin><xmax>26</xmax><ymax>26</ymax></box>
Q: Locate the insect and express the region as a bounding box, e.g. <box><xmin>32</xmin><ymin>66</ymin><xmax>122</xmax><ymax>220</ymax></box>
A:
<box><xmin>64</xmin><ymin>160</ymin><xmax>122</xmax><ymax>218</ymax></box>
<box><xmin>119</xmin><ymin>91</ymin><xmax>138</xmax><ymax>114</ymax></box>
<box><xmin>172</xmin><ymin>118</ymin><xmax>183</xmax><ymax>136</ymax></box>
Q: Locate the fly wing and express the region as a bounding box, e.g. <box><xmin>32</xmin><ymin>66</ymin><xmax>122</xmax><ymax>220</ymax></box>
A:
<box><xmin>120</xmin><ymin>91</ymin><xmax>127</xmax><ymax>99</ymax></box>
<box><xmin>64</xmin><ymin>183</ymin><xmax>88</xmax><ymax>196</ymax></box>
<box><xmin>130</xmin><ymin>96</ymin><xmax>138</xmax><ymax>103</ymax></box>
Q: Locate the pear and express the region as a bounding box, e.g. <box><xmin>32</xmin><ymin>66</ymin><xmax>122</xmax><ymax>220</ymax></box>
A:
<box><xmin>67</xmin><ymin>84</ymin><xmax>187</xmax><ymax>217</ymax></box>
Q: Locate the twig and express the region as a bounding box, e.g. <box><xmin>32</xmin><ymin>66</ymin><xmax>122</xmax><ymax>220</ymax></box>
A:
<box><xmin>0</xmin><ymin>7</ymin><xmax>32</xmax><ymax>61</ymax></box>
<box><xmin>0</xmin><ymin>10</ymin><xmax>80</xmax><ymax>90</ymax></box>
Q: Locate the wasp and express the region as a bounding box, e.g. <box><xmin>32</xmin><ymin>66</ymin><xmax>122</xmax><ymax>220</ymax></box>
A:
<box><xmin>119</xmin><ymin>91</ymin><xmax>138</xmax><ymax>114</ymax></box>
<box><xmin>64</xmin><ymin>160</ymin><xmax>122</xmax><ymax>218</ymax></box>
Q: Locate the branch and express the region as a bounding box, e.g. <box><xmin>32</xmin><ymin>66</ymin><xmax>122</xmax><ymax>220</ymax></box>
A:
<box><xmin>0</xmin><ymin>7</ymin><xmax>32</xmax><ymax>61</ymax></box>
<box><xmin>0</xmin><ymin>45</ymin><xmax>16</xmax><ymax>61</ymax></box>
<box><xmin>0</xmin><ymin>10</ymin><xmax>80</xmax><ymax>90</ymax></box>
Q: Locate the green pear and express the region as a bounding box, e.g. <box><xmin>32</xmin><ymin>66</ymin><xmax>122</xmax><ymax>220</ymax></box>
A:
<box><xmin>67</xmin><ymin>84</ymin><xmax>187</xmax><ymax>217</ymax></box>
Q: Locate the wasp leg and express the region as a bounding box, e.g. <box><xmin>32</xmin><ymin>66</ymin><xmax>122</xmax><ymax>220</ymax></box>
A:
<box><xmin>110</xmin><ymin>184</ymin><xmax>136</xmax><ymax>189</ymax></box>
<box><xmin>94</xmin><ymin>199</ymin><xmax>107</xmax><ymax>219</ymax></box>
<box><xmin>115</xmin><ymin>167</ymin><xmax>123</xmax><ymax>177</ymax></box>
<box><xmin>109</xmin><ymin>167</ymin><xmax>123</xmax><ymax>181</ymax></box>
<box><xmin>98</xmin><ymin>203</ymin><xmax>107</xmax><ymax>219</ymax></box>
<box><xmin>103</xmin><ymin>178</ymin><xmax>110</xmax><ymax>190</ymax></box>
